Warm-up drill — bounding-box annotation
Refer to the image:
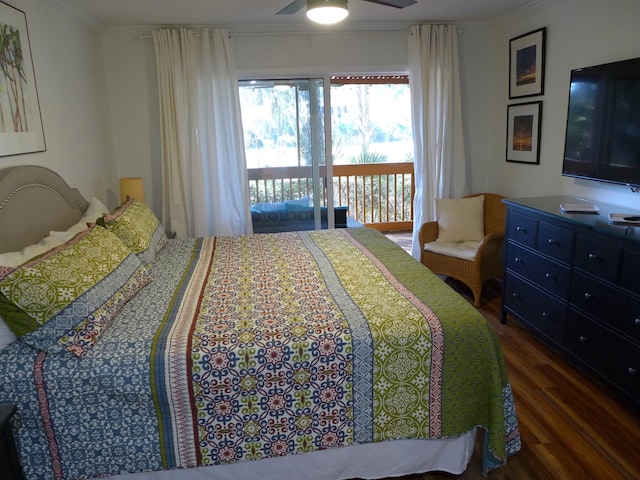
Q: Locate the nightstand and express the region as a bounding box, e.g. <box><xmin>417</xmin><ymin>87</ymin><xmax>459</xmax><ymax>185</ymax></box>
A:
<box><xmin>0</xmin><ymin>405</ymin><xmax>25</xmax><ymax>480</ymax></box>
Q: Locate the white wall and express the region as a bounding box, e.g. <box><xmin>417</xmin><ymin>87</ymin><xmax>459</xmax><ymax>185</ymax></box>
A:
<box><xmin>233</xmin><ymin>30</ymin><xmax>408</xmax><ymax>77</ymax></box>
<box><xmin>488</xmin><ymin>0</ymin><xmax>640</xmax><ymax>209</ymax></box>
<box><xmin>1</xmin><ymin>0</ymin><xmax>116</xmax><ymax>206</ymax></box>
<box><xmin>100</xmin><ymin>29</ymin><xmax>160</xmax><ymax>211</ymax></box>
<box><xmin>457</xmin><ymin>23</ymin><xmax>495</xmax><ymax>194</ymax></box>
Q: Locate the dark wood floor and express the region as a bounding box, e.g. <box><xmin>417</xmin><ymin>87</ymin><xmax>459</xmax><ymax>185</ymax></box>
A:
<box><xmin>380</xmin><ymin>233</ymin><xmax>640</xmax><ymax>480</ymax></box>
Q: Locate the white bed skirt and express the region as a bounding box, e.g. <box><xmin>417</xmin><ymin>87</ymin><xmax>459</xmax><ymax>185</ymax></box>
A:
<box><xmin>106</xmin><ymin>429</ymin><xmax>476</xmax><ymax>480</ymax></box>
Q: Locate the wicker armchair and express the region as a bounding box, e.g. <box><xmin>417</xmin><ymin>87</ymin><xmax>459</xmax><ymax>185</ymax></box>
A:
<box><xmin>418</xmin><ymin>193</ymin><xmax>506</xmax><ymax>307</ymax></box>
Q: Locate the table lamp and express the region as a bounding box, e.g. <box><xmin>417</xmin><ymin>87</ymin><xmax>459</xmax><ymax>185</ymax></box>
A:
<box><xmin>119</xmin><ymin>177</ymin><xmax>144</xmax><ymax>204</ymax></box>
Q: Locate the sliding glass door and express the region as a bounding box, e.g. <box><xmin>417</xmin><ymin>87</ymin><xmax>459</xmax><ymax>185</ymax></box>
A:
<box><xmin>239</xmin><ymin>78</ymin><xmax>333</xmax><ymax>233</ymax></box>
<box><xmin>240</xmin><ymin>74</ymin><xmax>415</xmax><ymax>232</ymax></box>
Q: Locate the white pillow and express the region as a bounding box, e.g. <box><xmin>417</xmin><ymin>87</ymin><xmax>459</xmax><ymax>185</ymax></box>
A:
<box><xmin>0</xmin><ymin>315</ymin><xmax>17</xmax><ymax>350</ymax></box>
<box><xmin>435</xmin><ymin>195</ymin><xmax>485</xmax><ymax>243</ymax></box>
<box><xmin>0</xmin><ymin>197</ymin><xmax>110</xmax><ymax>268</ymax></box>
<box><xmin>0</xmin><ymin>234</ymin><xmax>65</xmax><ymax>268</ymax></box>
<box><xmin>83</xmin><ymin>196</ymin><xmax>110</xmax><ymax>221</ymax></box>
<box><xmin>49</xmin><ymin>196</ymin><xmax>110</xmax><ymax>242</ymax></box>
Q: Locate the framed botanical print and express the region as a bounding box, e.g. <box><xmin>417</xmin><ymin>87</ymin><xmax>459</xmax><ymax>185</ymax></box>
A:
<box><xmin>0</xmin><ymin>1</ymin><xmax>46</xmax><ymax>156</ymax></box>
<box><xmin>509</xmin><ymin>27</ymin><xmax>546</xmax><ymax>99</ymax></box>
<box><xmin>506</xmin><ymin>101</ymin><xmax>542</xmax><ymax>164</ymax></box>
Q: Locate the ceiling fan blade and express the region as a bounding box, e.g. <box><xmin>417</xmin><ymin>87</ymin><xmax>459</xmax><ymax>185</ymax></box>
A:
<box><xmin>361</xmin><ymin>0</ymin><xmax>417</xmax><ymax>8</ymax></box>
<box><xmin>277</xmin><ymin>0</ymin><xmax>307</xmax><ymax>15</ymax></box>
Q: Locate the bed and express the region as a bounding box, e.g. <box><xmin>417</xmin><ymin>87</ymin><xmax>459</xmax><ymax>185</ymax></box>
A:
<box><xmin>0</xmin><ymin>165</ymin><xmax>520</xmax><ymax>480</ymax></box>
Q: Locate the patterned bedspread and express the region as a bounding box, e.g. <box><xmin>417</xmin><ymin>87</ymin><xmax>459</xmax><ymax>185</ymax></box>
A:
<box><xmin>0</xmin><ymin>228</ymin><xmax>519</xmax><ymax>479</ymax></box>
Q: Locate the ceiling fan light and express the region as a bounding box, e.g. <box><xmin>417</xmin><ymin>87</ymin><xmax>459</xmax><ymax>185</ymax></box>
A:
<box><xmin>306</xmin><ymin>0</ymin><xmax>349</xmax><ymax>24</ymax></box>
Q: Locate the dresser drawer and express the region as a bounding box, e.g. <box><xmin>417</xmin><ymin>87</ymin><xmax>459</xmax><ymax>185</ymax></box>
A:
<box><xmin>570</xmin><ymin>271</ymin><xmax>640</xmax><ymax>344</ymax></box>
<box><xmin>537</xmin><ymin>221</ymin><xmax>574</xmax><ymax>265</ymax></box>
<box><xmin>504</xmin><ymin>272</ymin><xmax>566</xmax><ymax>344</ymax></box>
<box><xmin>507</xmin><ymin>211</ymin><xmax>537</xmax><ymax>249</ymax></box>
<box><xmin>506</xmin><ymin>242</ymin><xmax>571</xmax><ymax>298</ymax></box>
<box><xmin>566</xmin><ymin>311</ymin><xmax>640</xmax><ymax>402</ymax></box>
<box><xmin>573</xmin><ymin>233</ymin><xmax>622</xmax><ymax>283</ymax></box>
<box><xmin>621</xmin><ymin>248</ymin><xmax>640</xmax><ymax>297</ymax></box>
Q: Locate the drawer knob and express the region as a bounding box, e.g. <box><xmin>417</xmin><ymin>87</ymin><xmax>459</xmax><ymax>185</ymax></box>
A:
<box><xmin>584</xmin><ymin>292</ymin><xmax>592</xmax><ymax>300</ymax></box>
<box><xmin>588</xmin><ymin>253</ymin><xmax>597</xmax><ymax>260</ymax></box>
<box><xmin>511</xmin><ymin>292</ymin><xmax>520</xmax><ymax>299</ymax></box>
<box><xmin>579</xmin><ymin>336</ymin><xmax>588</xmax><ymax>343</ymax></box>
<box><xmin>629</xmin><ymin>368</ymin><xmax>637</xmax><ymax>376</ymax></box>
<box><xmin>547</xmin><ymin>238</ymin><xmax>557</xmax><ymax>245</ymax></box>
<box><xmin>635</xmin><ymin>318</ymin><xmax>640</xmax><ymax>327</ymax></box>
<box><xmin>544</xmin><ymin>273</ymin><xmax>554</xmax><ymax>280</ymax></box>
<box><xmin>514</xmin><ymin>256</ymin><xmax>522</xmax><ymax>264</ymax></box>
<box><xmin>516</xmin><ymin>226</ymin><xmax>526</xmax><ymax>233</ymax></box>
<box><xmin>542</xmin><ymin>312</ymin><xmax>550</xmax><ymax>318</ymax></box>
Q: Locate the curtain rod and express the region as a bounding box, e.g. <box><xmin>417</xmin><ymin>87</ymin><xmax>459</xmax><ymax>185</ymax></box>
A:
<box><xmin>136</xmin><ymin>24</ymin><xmax>436</xmax><ymax>40</ymax></box>
<box><xmin>138</xmin><ymin>30</ymin><xmax>232</xmax><ymax>40</ymax></box>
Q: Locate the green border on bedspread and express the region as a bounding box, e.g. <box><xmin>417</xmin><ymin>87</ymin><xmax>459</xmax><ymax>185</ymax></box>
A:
<box><xmin>347</xmin><ymin>227</ymin><xmax>500</xmax><ymax>426</ymax></box>
<box><xmin>347</xmin><ymin>228</ymin><xmax>520</xmax><ymax>473</ymax></box>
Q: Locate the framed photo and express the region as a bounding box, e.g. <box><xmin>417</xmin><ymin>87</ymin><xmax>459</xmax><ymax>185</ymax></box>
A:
<box><xmin>0</xmin><ymin>1</ymin><xmax>45</xmax><ymax>157</ymax></box>
<box><xmin>506</xmin><ymin>101</ymin><xmax>542</xmax><ymax>164</ymax></box>
<box><xmin>509</xmin><ymin>27</ymin><xmax>546</xmax><ymax>99</ymax></box>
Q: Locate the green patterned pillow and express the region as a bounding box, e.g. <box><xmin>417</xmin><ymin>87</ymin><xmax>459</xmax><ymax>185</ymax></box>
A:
<box><xmin>0</xmin><ymin>224</ymin><xmax>151</xmax><ymax>357</ymax></box>
<box><xmin>99</xmin><ymin>197</ymin><xmax>167</xmax><ymax>264</ymax></box>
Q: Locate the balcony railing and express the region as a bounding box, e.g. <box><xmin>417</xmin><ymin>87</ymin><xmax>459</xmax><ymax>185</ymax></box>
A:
<box><xmin>247</xmin><ymin>162</ymin><xmax>414</xmax><ymax>232</ymax></box>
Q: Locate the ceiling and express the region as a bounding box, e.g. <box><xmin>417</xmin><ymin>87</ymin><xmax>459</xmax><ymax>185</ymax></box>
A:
<box><xmin>61</xmin><ymin>0</ymin><xmax>538</xmax><ymax>30</ymax></box>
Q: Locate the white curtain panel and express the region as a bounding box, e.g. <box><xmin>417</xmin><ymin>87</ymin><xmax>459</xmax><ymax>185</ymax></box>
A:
<box><xmin>408</xmin><ymin>25</ymin><xmax>467</xmax><ymax>260</ymax></box>
<box><xmin>153</xmin><ymin>28</ymin><xmax>252</xmax><ymax>238</ymax></box>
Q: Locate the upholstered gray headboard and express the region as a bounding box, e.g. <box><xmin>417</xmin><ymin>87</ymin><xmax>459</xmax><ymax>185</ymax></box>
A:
<box><xmin>0</xmin><ymin>165</ymin><xmax>89</xmax><ymax>253</ymax></box>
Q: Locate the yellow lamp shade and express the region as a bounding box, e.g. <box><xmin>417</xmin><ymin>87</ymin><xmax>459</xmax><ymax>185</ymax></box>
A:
<box><xmin>119</xmin><ymin>177</ymin><xmax>144</xmax><ymax>204</ymax></box>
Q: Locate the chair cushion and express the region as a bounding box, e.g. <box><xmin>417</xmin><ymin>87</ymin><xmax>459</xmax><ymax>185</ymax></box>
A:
<box><xmin>435</xmin><ymin>195</ymin><xmax>485</xmax><ymax>242</ymax></box>
<box><xmin>424</xmin><ymin>240</ymin><xmax>481</xmax><ymax>261</ymax></box>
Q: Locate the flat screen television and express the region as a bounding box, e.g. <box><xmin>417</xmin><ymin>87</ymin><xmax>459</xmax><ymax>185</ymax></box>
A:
<box><xmin>562</xmin><ymin>56</ymin><xmax>640</xmax><ymax>188</ymax></box>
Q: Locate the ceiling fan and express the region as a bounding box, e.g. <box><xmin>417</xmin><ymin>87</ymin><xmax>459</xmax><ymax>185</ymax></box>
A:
<box><xmin>277</xmin><ymin>0</ymin><xmax>418</xmax><ymax>17</ymax></box>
